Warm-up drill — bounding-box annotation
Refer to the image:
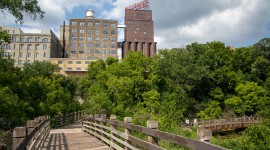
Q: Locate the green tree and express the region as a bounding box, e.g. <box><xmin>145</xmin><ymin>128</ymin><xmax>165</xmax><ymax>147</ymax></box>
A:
<box><xmin>0</xmin><ymin>0</ymin><xmax>44</xmax><ymax>23</ymax></box>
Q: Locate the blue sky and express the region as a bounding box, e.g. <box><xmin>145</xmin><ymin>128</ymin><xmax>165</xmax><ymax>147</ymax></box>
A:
<box><xmin>1</xmin><ymin>0</ymin><xmax>270</xmax><ymax>49</ymax></box>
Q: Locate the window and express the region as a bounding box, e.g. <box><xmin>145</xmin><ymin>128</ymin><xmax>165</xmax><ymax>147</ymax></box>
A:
<box><xmin>43</xmin><ymin>52</ymin><xmax>46</xmax><ymax>57</ymax></box>
<box><xmin>79</xmin><ymin>43</ymin><xmax>84</xmax><ymax>47</ymax></box>
<box><xmin>79</xmin><ymin>50</ymin><xmax>84</xmax><ymax>53</ymax></box>
<box><xmin>68</xmin><ymin>61</ymin><xmax>73</xmax><ymax>64</ymax></box>
<box><xmin>19</xmin><ymin>44</ymin><xmax>24</xmax><ymax>50</ymax></box>
<box><xmin>72</xmin><ymin>22</ymin><xmax>77</xmax><ymax>26</ymax></box>
<box><xmin>96</xmin><ymin>30</ymin><xmax>100</xmax><ymax>34</ymax></box>
<box><xmin>27</xmin><ymin>44</ymin><xmax>32</xmax><ymax>51</ymax></box>
<box><xmin>43</xmin><ymin>44</ymin><xmax>47</xmax><ymax>50</ymax></box>
<box><xmin>144</xmin><ymin>32</ymin><xmax>147</xmax><ymax>34</ymax></box>
<box><xmin>111</xmin><ymin>30</ymin><xmax>116</xmax><ymax>34</ymax></box>
<box><xmin>59</xmin><ymin>67</ymin><xmax>62</xmax><ymax>70</ymax></box>
<box><xmin>58</xmin><ymin>60</ymin><xmax>62</xmax><ymax>64</ymax></box>
<box><xmin>72</xmin><ymin>29</ymin><xmax>76</xmax><ymax>33</ymax></box>
<box><xmin>67</xmin><ymin>67</ymin><xmax>72</xmax><ymax>70</ymax></box>
<box><xmin>76</xmin><ymin>67</ymin><xmax>81</xmax><ymax>70</ymax></box>
<box><xmin>111</xmin><ymin>45</ymin><xmax>115</xmax><ymax>48</ymax></box>
<box><xmin>80</xmin><ymin>22</ymin><xmax>84</xmax><ymax>26</ymax></box>
<box><xmin>103</xmin><ymin>50</ymin><xmax>108</xmax><ymax>54</ymax></box>
<box><xmin>42</xmin><ymin>38</ymin><xmax>48</xmax><ymax>42</ymax></box>
<box><xmin>87</xmin><ymin>30</ymin><xmax>92</xmax><ymax>34</ymax></box>
<box><xmin>28</xmin><ymin>37</ymin><xmax>32</xmax><ymax>42</ymax></box>
<box><xmin>1</xmin><ymin>44</ymin><xmax>10</xmax><ymax>50</ymax></box>
<box><xmin>13</xmin><ymin>30</ymin><xmax>15</xmax><ymax>34</ymax></box>
<box><xmin>27</xmin><ymin>60</ymin><xmax>31</xmax><ymax>63</ymax></box>
<box><xmin>103</xmin><ymin>38</ymin><xmax>108</xmax><ymax>42</ymax></box>
<box><xmin>14</xmin><ymin>44</ymin><xmax>16</xmax><ymax>49</ymax></box>
<box><xmin>35</xmin><ymin>53</ymin><xmax>38</xmax><ymax>57</ymax></box>
<box><xmin>85</xmin><ymin>61</ymin><xmax>90</xmax><ymax>64</ymax></box>
<box><xmin>87</xmin><ymin>37</ymin><xmax>92</xmax><ymax>41</ymax></box>
<box><xmin>95</xmin><ymin>37</ymin><xmax>100</xmax><ymax>41</ymax></box>
<box><xmin>87</xmin><ymin>43</ymin><xmax>92</xmax><ymax>47</ymax></box>
<box><xmin>87</xmin><ymin>50</ymin><xmax>92</xmax><ymax>54</ymax></box>
<box><xmin>35</xmin><ymin>44</ymin><xmax>40</xmax><ymax>50</ymax></box>
<box><xmin>103</xmin><ymin>22</ymin><xmax>108</xmax><ymax>27</ymax></box>
<box><xmin>20</xmin><ymin>52</ymin><xmax>23</xmax><ymax>58</ymax></box>
<box><xmin>12</xmin><ymin>36</ymin><xmax>16</xmax><ymax>42</ymax></box>
<box><xmin>111</xmin><ymin>38</ymin><xmax>115</xmax><ymax>41</ymax></box>
<box><xmin>88</xmin><ymin>22</ymin><xmax>92</xmax><ymax>26</ymax></box>
<box><xmin>71</xmin><ymin>36</ymin><xmax>76</xmax><ymax>40</ymax></box>
<box><xmin>95</xmin><ymin>43</ymin><xmax>100</xmax><ymax>47</ymax></box>
<box><xmin>103</xmin><ymin>30</ymin><xmax>108</xmax><ymax>34</ymax></box>
<box><xmin>27</xmin><ymin>52</ymin><xmax>31</xmax><ymax>58</ymax></box>
<box><xmin>111</xmin><ymin>24</ymin><xmax>116</xmax><ymax>27</ymax></box>
<box><xmin>13</xmin><ymin>52</ymin><xmax>15</xmax><ymax>57</ymax></box>
<box><xmin>80</xmin><ymin>37</ymin><xmax>84</xmax><ymax>41</ymax></box>
<box><xmin>110</xmin><ymin>50</ymin><xmax>115</xmax><ymax>54</ymax></box>
<box><xmin>76</xmin><ymin>61</ymin><xmax>81</xmax><ymax>64</ymax></box>
<box><xmin>71</xmin><ymin>43</ymin><xmax>76</xmax><ymax>47</ymax></box>
<box><xmin>20</xmin><ymin>37</ymin><xmax>24</xmax><ymax>42</ymax></box>
<box><xmin>80</xmin><ymin>30</ymin><xmax>84</xmax><ymax>34</ymax></box>
<box><xmin>103</xmin><ymin>44</ymin><xmax>108</xmax><ymax>48</ymax></box>
<box><xmin>19</xmin><ymin>60</ymin><xmax>23</xmax><ymax>65</ymax></box>
<box><xmin>35</xmin><ymin>37</ymin><xmax>40</xmax><ymax>42</ymax></box>
<box><xmin>95</xmin><ymin>22</ymin><xmax>100</xmax><ymax>27</ymax></box>
<box><xmin>95</xmin><ymin>50</ymin><xmax>100</xmax><ymax>54</ymax></box>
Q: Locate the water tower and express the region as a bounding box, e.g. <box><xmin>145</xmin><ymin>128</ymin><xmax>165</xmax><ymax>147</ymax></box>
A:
<box><xmin>86</xmin><ymin>9</ymin><xmax>95</xmax><ymax>18</ymax></box>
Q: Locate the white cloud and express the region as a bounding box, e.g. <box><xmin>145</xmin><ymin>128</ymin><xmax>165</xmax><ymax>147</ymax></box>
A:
<box><xmin>152</xmin><ymin>0</ymin><xmax>270</xmax><ymax>49</ymax></box>
<box><xmin>1</xmin><ymin>0</ymin><xmax>270</xmax><ymax>49</ymax></box>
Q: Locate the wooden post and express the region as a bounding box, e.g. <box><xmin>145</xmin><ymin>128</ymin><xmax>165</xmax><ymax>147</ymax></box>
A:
<box><xmin>197</xmin><ymin>127</ymin><xmax>212</xmax><ymax>142</ymax></box>
<box><xmin>124</xmin><ymin>117</ymin><xmax>132</xmax><ymax>150</ymax></box>
<box><xmin>13</xmin><ymin>127</ymin><xmax>27</xmax><ymax>150</ymax></box>
<box><xmin>101</xmin><ymin>114</ymin><xmax>107</xmax><ymax>142</ymax></box>
<box><xmin>147</xmin><ymin>120</ymin><xmax>158</xmax><ymax>146</ymax></box>
<box><xmin>110</xmin><ymin>115</ymin><xmax>117</xmax><ymax>149</ymax></box>
<box><xmin>26</xmin><ymin>120</ymin><xmax>36</xmax><ymax>148</ymax></box>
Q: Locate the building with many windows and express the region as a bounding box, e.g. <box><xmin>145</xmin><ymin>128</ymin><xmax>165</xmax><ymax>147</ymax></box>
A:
<box><xmin>51</xmin><ymin>9</ymin><xmax>118</xmax><ymax>76</ymax></box>
<box><xmin>0</xmin><ymin>27</ymin><xmax>61</xmax><ymax>67</ymax></box>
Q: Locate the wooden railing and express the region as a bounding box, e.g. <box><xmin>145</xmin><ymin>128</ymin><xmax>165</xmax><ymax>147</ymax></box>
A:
<box><xmin>12</xmin><ymin>115</ymin><xmax>50</xmax><ymax>150</ymax></box>
<box><xmin>54</xmin><ymin>110</ymin><xmax>84</xmax><ymax>128</ymax></box>
<box><xmin>82</xmin><ymin>114</ymin><xmax>226</xmax><ymax>150</ymax></box>
<box><xmin>197</xmin><ymin>116</ymin><xmax>262</xmax><ymax>131</ymax></box>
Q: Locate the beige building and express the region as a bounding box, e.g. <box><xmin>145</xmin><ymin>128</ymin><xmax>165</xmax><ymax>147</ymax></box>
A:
<box><xmin>51</xmin><ymin>9</ymin><xmax>118</xmax><ymax>76</ymax></box>
<box><xmin>0</xmin><ymin>27</ymin><xmax>61</xmax><ymax>67</ymax></box>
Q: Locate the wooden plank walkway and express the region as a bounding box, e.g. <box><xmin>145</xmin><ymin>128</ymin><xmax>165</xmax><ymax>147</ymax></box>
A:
<box><xmin>42</xmin><ymin>121</ymin><xmax>109</xmax><ymax>150</ymax></box>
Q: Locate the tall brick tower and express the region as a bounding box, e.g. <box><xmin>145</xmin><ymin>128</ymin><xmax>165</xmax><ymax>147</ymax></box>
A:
<box><xmin>122</xmin><ymin>0</ymin><xmax>157</xmax><ymax>58</ymax></box>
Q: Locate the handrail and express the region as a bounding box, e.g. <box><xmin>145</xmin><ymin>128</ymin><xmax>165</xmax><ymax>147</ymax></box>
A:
<box><xmin>196</xmin><ymin>116</ymin><xmax>262</xmax><ymax>131</ymax></box>
<box><xmin>54</xmin><ymin>110</ymin><xmax>84</xmax><ymax>128</ymax></box>
<box><xmin>82</xmin><ymin>114</ymin><xmax>226</xmax><ymax>150</ymax></box>
<box><xmin>12</xmin><ymin>115</ymin><xmax>50</xmax><ymax>150</ymax></box>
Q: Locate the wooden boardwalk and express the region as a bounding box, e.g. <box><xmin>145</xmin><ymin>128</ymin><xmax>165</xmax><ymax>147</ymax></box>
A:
<box><xmin>42</xmin><ymin>121</ymin><xmax>109</xmax><ymax>150</ymax></box>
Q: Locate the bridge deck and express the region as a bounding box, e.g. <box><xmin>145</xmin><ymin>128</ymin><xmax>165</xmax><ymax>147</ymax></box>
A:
<box><xmin>42</xmin><ymin>121</ymin><xmax>109</xmax><ymax>150</ymax></box>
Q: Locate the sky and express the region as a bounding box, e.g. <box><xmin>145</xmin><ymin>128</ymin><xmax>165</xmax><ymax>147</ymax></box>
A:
<box><xmin>1</xmin><ymin>0</ymin><xmax>270</xmax><ymax>49</ymax></box>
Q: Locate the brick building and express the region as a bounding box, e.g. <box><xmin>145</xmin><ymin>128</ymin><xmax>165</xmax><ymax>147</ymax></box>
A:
<box><xmin>51</xmin><ymin>9</ymin><xmax>118</xmax><ymax>76</ymax></box>
<box><xmin>122</xmin><ymin>9</ymin><xmax>156</xmax><ymax>58</ymax></box>
<box><xmin>0</xmin><ymin>27</ymin><xmax>61</xmax><ymax>67</ymax></box>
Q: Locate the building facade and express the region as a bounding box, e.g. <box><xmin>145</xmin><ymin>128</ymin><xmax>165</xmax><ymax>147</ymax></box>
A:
<box><xmin>0</xmin><ymin>27</ymin><xmax>61</xmax><ymax>67</ymax></box>
<box><xmin>51</xmin><ymin>9</ymin><xmax>118</xmax><ymax>76</ymax></box>
<box><xmin>122</xmin><ymin>9</ymin><xmax>157</xmax><ymax>58</ymax></box>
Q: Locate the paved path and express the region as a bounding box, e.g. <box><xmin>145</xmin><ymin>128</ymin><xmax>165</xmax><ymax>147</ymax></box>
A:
<box><xmin>42</xmin><ymin>121</ymin><xmax>109</xmax><ymax>150</ymax></box>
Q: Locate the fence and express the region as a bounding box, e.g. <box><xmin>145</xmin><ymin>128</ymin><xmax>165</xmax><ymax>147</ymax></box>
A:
<box><xmin>197</xmin><ymin>116</ymin><xmax>262</xmax><ymax>131</ymax></box>
<box><xmin>82</xmin><ymin>114</ymin><xmax>226</xmax><ymax>150</ymax></box>
<box><xmin>54</xmin><ymin>110</ymin><xmax>84</xmax><ymax>128</ymax></box>
<box><xmin>12</xmin><ymin>115</ymin><xmax>50</xmax><ymax>150</ymax></box>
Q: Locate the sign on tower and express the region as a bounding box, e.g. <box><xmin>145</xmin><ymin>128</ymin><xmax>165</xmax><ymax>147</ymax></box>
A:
<box><xmin>125</xmin><ymin>0</ymin><xmax>150</xmax><ymax>10</ymax></box>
